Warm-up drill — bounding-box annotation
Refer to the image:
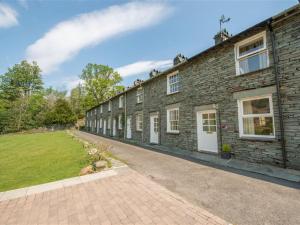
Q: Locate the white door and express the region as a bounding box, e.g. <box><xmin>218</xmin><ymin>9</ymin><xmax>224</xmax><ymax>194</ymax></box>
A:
<box><xmin>113</xmin><ymin>119</ymin><xmax>116</xmax><ymax>136</ymax></box>
<box><xmin>197</xmin><ymin>110</ymin><xmax>218</xmax><ymax>153</ymax></box>
<box><xmin>103</xmin><ymin>120</ymin><xmax>106</xmax><ymax>135</ymax></box>
<box><xmin>150</xmin><ymin>114</ymin><xmax>159</xmax><ymax>144</ymax></box>
<box><xmin>126</xmin><ymin>116</ymin><xmax>132</xmax><ymax>139</ymax></box>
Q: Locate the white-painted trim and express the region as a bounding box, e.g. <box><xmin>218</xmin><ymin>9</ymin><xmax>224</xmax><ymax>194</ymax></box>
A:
<box><xmin>108</xmin><ymin>101</ymin><xmax>112</xmax><ymax>111</ymax></box>
<box><xmin>118</xmin><ymin>114</ymin><xmax>122</xmax><ymax>130</ymax></box>
<box><xmin>234</xmin><ymin>31</ymin><xmax>269</xmax><ymax>75</ymax></box>
<box><xmin>237</xmin><ymin>94</ymin><xmax>275</xmax><ymax>138</ymax></box>
<box><xmin>136</xmin><ymin>112</ymin><xmax>143</xmax><ymax>131</ymax></box>
<box><xmin>167</xmin><ymin>107</ymin><xmax>179</xmax><ymax>133</ymax></box>
<box><xmin>136</xmin><ymin>87</ymin><xmax>143</xmax><ymax>103</ymax></box>
<box><xmin>167</xmin><ymin>71</ymin><xmax>179</xmax><ymax>95</ymax></box>
<box><xmin>119</xmin><ymin>95</ymin><xmax>124</xmax><ymax>108</ymax></box>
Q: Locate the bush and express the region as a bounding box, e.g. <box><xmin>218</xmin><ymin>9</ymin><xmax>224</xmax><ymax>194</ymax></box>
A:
<box><xmin>222</xmin><ymin>144</ymin><xmax>231</xmax><ymax>153</ymax></box>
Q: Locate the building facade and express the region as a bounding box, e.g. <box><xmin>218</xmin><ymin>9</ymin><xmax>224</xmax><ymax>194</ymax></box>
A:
<box><xmin>85</xmin><ymin>5</ymin><xmax>300</xmax><ymax>170</ymax></box>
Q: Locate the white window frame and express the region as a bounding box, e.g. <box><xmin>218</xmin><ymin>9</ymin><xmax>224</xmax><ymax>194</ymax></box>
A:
<box><xmin>237</xmin><ymin>94</ymin><xmax>275</xmax><ymax>138</ymax></box>
<box><xmin>108</xmin><ymin>101</ymin><xmax>112</xmax><ymax>111</ymax></box>
<box><xmin>99</xmin><ymin>118</ymin><xmax>102</xmax><ymax>129</ymax></box>
<box><xmin>167</xmin><ymin>107</ymin><xmax>179</xmax><ymax>133</ymax></box>
<box><xmin>108</xmin><ymin>116</ymin><xmax>111</xmax><ymax>129</ymax></box>
<box><xmin>136</xmin><ymin>87</ymin><xmax>143</xmax><ymax>103</ymax></box>
<box><xmin>234</xmin><ymin>31</ymin><xmax>269</xmax><ymax>75</ymax></box>
<box><xmin>118</xmin><ymin>114</ymin><xmax>122</xmax><ymax>129</ymax></box>
<box><xmin>167</xmin><ymin>71</ymin><xmax>179</xmax><ymax>95</ymax></box>
<box><xmin>100</xmin><ymin>105</ymin><xmax>103</xmax><ymax>113</ymax></box>
<box><xmin>136</xmin><ymin>112</ymin><xmax>143</xmax><ymax>131</ymax></box>
<box><xmin>119</xmin><ymin>95</ymin><xmax>124</xmax><ymax>108</ymax></box>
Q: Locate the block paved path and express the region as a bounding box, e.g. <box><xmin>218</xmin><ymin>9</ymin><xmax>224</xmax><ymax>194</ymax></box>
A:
<box><xmin>0</xmin><ymin>167</ymin><xmax>229</xmax><ymax>225</ymax></box>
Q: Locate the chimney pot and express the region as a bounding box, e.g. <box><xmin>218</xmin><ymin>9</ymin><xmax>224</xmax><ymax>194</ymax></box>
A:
<box><xmin>214</xmin><ymin>28</ymin><xmax>231</xmax><ymax>45</ymax></box>
<box><xmin>173</xmin><ymin>54</ymin><xmax>187</xmax><ymax>66</ymax></box>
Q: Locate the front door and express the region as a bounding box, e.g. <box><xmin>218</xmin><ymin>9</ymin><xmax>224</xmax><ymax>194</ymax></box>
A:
<box><xmin>113</xmin><ymin>119</ymin><xmax>116</xmax><ymax>136</ymax></box>
<box><xmin>103</xmin><ymin>120</ymin><xmax>106</xmax><ymax>135</ymax></box>
<box><xmin>197</xmin><ymin>110</ymin><xmax>218</xmax><ymax>153</ymax></box>
<box><xmin>126</xmin><ymin>116</ymin><xmax>132</xmax><ymax>139</ymax></box>
<box><xmin>150</xmin><ymin>114</ymin><xmax>159</xmax><ymax>144</ymax></box>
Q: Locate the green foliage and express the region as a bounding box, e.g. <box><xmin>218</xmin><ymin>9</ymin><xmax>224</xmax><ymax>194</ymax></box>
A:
<box><xmin>222</xmin><ymin>144</ymin><xmax>231</xmax><ymax>153</ymax></box>
<box><xmin>44</xmin><ymin>98</ymin><xmax>76</xmax><ymax>125</ymax></box>
<box><xmin>80</xmin><ymin>63</ymin><xmax>124</xmax><ymax>108</ymax></box>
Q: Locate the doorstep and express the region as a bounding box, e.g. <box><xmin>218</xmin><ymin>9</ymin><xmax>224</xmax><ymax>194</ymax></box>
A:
<box><xmin>142</xmin><ymin>143</ymin><xmax>300</xmax><ymax>183</ymax></box>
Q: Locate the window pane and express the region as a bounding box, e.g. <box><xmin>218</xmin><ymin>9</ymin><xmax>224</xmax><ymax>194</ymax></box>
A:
<box><xmin>243</xmin><ymin>98</ymin><xmax>270</xmax><ymax>114</ymax></box>
<box><xmin>239</xmin><ymin>38</ymin><xmax>264</xmax><ymax>57</ymax></box>
<box><xmin>202</xmin><ymin>114</ymin><xmax>208</xmax><ymax>119</ymax></box>
<box><xmin>203</xmin><ymin>126</ymin><xmax>209</xmax><ymax>132</ymax></box>
<box><xmin>210</xmin><ymin>126</ymin><xmax>216</xmax><ymax>132</ymax></box>
<box><xmin>209</xmin><ymin>119</ymin><xmax>216</xmax><ymax>125</ymax></box>
<box><xmin>243</xmin><ymin>116</ymin><xmax>274</xmax><ymax>136</ymax></box>
<box><xmin>203</xmin><ymin>119</ymin><xmax>209</xmax><ymax>125</ymax></box>
<box><xmin>239</xmin><ymin>51</ymin><xmax>268</xmax><ymax>74</ymax></box>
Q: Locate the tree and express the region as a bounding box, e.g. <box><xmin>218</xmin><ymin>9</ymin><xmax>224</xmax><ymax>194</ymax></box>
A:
<box><xmin>80</xmin><ymin>64</ymin><xmax>124</xmax><ymax>107</ymax></box>
<box><xmin>70</xmin><ymin>84</ymin><xmax>85</xmax><ymax>118</ymax></box>
<box><xmin>0</xmin><ymin>60</ymin><xmax>43</xmax><ymax>132</ymax></box>
<box><xmin>0</xmin><ymin>60</ymin><xmax>43</xmax><ymax>101</ymax></box>
<box><xmin>44</xmin><ymin>98</ymin><xmax>76</xmax><ymax>126</ymax></box>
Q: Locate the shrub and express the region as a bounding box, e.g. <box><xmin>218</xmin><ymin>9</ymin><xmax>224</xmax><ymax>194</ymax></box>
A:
<box><xmin>222</xmin><ymin>144</ymin><xmax>231</xmax><ymax>153</ymax></box>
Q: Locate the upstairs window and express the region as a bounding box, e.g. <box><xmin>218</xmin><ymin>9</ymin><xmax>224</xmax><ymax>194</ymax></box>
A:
<box><xmin>136</xmin><ymin>87</ymin><xmax>143</xmax><ymax>103</ymax></box>
<box><xmin>108</xmin><ymin>101</ymin><xmax>112</xmax><ymax>111</ymax></box>
<box><xmin>119</xmin><ymin>95</ymin><xmax>124</xmax><ymax>108</ymax></box>
<box><xmin>100</xmin><ymin>118</ymin><xmax>102</xmax><ymax>128</ymax></box>
<box><xmin>167</xmin><ymin>72</ymin><xmax>179</xmax><ymax>94</ymax></box>
<box><xmin>136</xmin><ymin>112</ymin><xmax>143</xmax><ymax>131</ymax></box>
<box><xmin>238</xmin><ymin>95</ymin><xmax>275</xmax><ymax>138</ymax></box>
<box><xmin>100</xmin><ymin>105</ymin><xmax>103</xmax><ymax>113</ymax></box>
<box><xmin>118</xmin><ymin>114</ymin><xmax>122</xmax><ymax>129</ymax></box>
<box><xmin>167</xmin><ymin>108</ymin><xmax>179</xmax><ymax>133</ymax></box>
<box><xmin>235</xmin><ymin>32</ymin><xmax>269</xmax><ymax>75</ymax></box>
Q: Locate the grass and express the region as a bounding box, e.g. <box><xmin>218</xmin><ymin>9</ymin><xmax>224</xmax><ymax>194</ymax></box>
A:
<box><xmin>0</xmin><ymin>131</ymin><xmax>89</xmax><ymax>192</ymax></box>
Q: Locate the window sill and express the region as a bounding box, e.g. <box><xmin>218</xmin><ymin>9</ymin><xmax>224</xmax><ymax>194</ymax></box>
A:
<box><xmin>239</xmin><ymin>136</ymin><xmax>277</xmax><ymax>142</ymax></box>
<box><xmin>235</xmin><ymin>66</ymin><xmax>272</xmax><ymax>77</ymax></box>
<box><xmin>167</xmin><ymin>131</ymin><xmax>180</xmax><ymax>134</ymax></box>
<box><xmin>136</xmin><ymin>129</ymin><xmax>143</xmax><ymax>132</ymax></box>
<box><xmin>167</xmin><ymin>91</ymin><xmax>180</xmax><ymax>96</ymax></box>
<box><xmin>136</xmin><ymin>102</ymin><xmax>143</xmax><ymax>105</ymax></box>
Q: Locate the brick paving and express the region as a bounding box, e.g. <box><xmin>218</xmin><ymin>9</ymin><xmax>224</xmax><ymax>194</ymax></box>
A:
<box><xmin>0</xmin><ymin>168</ymin><xmax>229</xmax><ymax>225</ymax></box>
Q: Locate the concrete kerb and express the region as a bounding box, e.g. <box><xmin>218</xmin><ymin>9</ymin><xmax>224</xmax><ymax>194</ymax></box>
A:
<box><xmin>0</xmin><ymin>168</ymin><xmax>121</xmax><ymax>202</ymax></box>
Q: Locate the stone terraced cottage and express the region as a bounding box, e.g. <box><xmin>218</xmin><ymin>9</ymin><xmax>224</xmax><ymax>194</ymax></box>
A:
<box><xmin>85</xmin><ymin>4</ymin><xmax>300</xmax><ymax>170</ymax></box>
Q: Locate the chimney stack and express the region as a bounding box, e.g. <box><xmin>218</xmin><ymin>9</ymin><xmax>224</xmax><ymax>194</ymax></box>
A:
<box><xmin>149</xmin><ymin>69</ymin><xmax>159</xmax><ymax>78</ymax></box>
<box><xmin>133</xmin><ymin>79</ymin><xmax>143</xmax><ymax>86</ymax></box>
<box><xmin>214</xmin><ymin>29</ymin><xmax>230</xmax><ymax>45</ymax></box>
<box><xmin>173</xmin><ymin>54</ymin><xmax>187</xmax><ymax>66</ymax></box>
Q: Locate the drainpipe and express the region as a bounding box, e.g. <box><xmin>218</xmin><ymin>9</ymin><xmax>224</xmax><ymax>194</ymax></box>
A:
<box><xmin>268</xmin><ymin>20</ymin><xmax>287</xmax><ymax>168</ymax></box>
<box><xmin>217</xmin><ymin>105</ymin><xmax>223</xmax><ymax>154</ymax></box>
<box><xmin>124</xmin><ymin>92</ymin><xmax>127</xmax><ymax>140</ymax></box>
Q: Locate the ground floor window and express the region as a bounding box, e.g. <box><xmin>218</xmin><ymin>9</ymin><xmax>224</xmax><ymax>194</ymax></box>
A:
<box><xmin>238</xmin><ymin>95</ymin><xmax>275</xmax><ymax>138</ymax></box>
<box><xmin>108</xmin><ymin>117</ymin><xmax>111</xmax><ymax>129</ymax></box>
<box><xmin>99</xmin><ymin>118</ymin><xmax>102</xmax><ymax>129</ymax></box>
<box><xmin>167</xmin><ymin>108</ymin><xmax>179</xmax><ymax>133</ymax></box>
<box><xmin>136</xmin><ymin>112</ymin><xmax>143</xmax><ymax>131</ymax></box>
<box><xmin>118</xmin><ymin>114</ymin><xmax>122</xmax><ymax>129</ymax></box>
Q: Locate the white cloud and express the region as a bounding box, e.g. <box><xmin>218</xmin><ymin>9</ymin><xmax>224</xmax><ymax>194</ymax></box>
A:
<box><xmin>0</xmin><ymin>3</ymin><xmax>18</xmax><ymax>28</ymax></box>
<box><xmin>26</xmin><ymin>2</ymin><xmax>172</xmax><ymax>74</ymax></box>
<box><xmin>116</xmin><ymin>60</ymin><xmax>172</xmax><ymax>77</ymax></box>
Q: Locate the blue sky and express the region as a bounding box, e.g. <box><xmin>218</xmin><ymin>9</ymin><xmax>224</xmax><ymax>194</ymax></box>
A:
<box><xmin>0</xmin><ymin>0</ymin><xmax>297</xmax><ymax>92</ymax></box>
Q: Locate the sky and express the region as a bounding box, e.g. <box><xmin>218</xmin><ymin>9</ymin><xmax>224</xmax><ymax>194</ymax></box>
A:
<box><xmin>0</xmin><ymin>0</ymin><xmax>297</xmax><ymax>93</ymax></box>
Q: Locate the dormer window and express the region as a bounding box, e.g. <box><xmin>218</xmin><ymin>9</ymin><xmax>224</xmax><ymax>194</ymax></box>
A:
<box><xmin>235</xmin><ymin>31</ymin><xmax>269</xmax><ymax>75</ymax></box>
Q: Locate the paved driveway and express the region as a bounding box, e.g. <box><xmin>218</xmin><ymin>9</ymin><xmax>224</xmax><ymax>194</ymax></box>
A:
<box><xmin>0</xmin><ymin>167</ymin><xmax>228</xmax><ymax>225</ymax></box>
<box><xmin>75</xmin><ymin>131</ymin><xmax>300</xmax><ymax>225</ymax></box>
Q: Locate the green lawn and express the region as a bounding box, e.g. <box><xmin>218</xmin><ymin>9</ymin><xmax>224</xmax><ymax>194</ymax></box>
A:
<box><xmin>0</xmin><ymin>131</ymin><xmax>88</xmax><ymax>192</ymax></box>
